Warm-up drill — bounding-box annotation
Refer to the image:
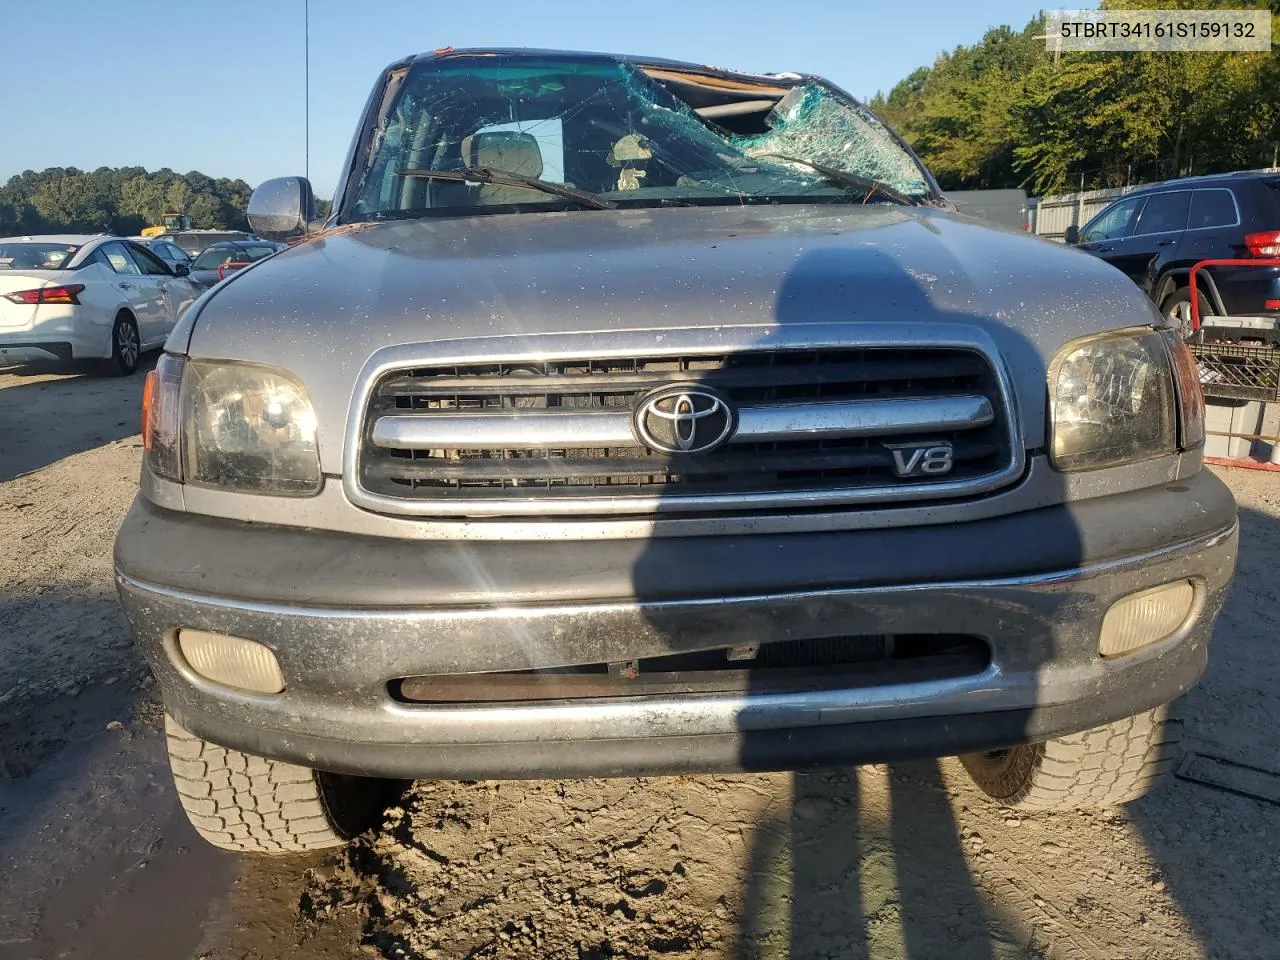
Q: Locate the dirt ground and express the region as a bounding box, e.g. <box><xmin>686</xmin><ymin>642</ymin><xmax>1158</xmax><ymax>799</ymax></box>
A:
<box><xmin>1</xmin><ymin>360</ymin><xmax>1278</xmax><ymax>960</ymax></box>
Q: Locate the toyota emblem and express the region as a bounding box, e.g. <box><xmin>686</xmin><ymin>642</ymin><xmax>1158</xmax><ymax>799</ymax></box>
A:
<box><xmin>632</xmin><ymin>384</ymin><xmax>736</xmax><ymax>455</ymax></box>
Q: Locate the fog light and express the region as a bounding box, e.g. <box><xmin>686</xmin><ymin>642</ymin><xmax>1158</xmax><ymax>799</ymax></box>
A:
<box><xmin>177</xmin><ymin>629</ymin><xmax>285</xmax><ymax>694</ymax></box>
<box><xmin>1099</xmin><ymin>581</ymin><xmax>1194</xmax><ymax>658</ymax></box>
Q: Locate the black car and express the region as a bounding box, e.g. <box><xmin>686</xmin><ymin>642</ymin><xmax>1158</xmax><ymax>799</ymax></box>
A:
<box><xmin>1068</xmin><ymin>171</ymin><xmax>1280</xmax><ymax>331</ymax></box>
<box><xmin>188</xmin><ymin>239</ymin><xmax>284</xmax><ymax>288</ymax></box>
<box><xmin>165</xmin><ymin>230</ymin><xmax>261</xmax><ymax>258</ymax></box>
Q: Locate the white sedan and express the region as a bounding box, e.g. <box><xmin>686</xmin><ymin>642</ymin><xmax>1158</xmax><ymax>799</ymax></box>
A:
<box><xmin>0</xmin><ymin>234</ymin><xmax>201</xmax><ymax>375</ymax></box>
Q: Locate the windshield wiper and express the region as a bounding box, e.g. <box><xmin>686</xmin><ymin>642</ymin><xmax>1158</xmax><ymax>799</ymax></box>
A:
<box><xmin>752</xmin><ymin>153</ymin><xmax>920</xmax><ymax>206</ymax></box>
<box><xmin>397</xmin><ymin>167</ymin><xmax>616</xmax><ymax>210</ymax></box>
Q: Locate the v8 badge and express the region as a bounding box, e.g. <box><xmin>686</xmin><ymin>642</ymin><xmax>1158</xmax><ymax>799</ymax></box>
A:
<box><xmin>884</xmin><ymin>441</ymin><xmax>954</xmax><ymax>478</ymax></box>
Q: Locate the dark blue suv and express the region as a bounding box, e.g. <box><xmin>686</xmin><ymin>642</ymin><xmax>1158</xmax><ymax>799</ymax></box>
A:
<box><xmin>1069</xmin><ymin>172</ymin><xmax>1280</xmax><ymax>331</ymax></box>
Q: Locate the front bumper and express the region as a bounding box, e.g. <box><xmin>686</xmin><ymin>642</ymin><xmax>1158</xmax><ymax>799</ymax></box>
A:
<box><xmin>115</xmin><ymin>470</ymin><xmax>1238</xmax><ymax>779</ymax></box>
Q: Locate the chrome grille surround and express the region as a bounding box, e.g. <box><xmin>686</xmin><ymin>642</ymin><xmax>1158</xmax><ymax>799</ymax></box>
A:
<box><xmin>343</xmin><ymin>323</ymin><xmax>1025</xmax><ymax>518</ymax></box>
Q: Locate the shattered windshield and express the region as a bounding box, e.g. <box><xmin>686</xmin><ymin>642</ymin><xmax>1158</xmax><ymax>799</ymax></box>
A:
<box><xmin>347</xmin><ymin>55</ymin><xmax>932</xmax><ymax>220</ymax></box>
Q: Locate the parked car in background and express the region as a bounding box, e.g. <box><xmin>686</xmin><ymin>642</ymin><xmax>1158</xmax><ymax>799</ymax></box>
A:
<box><xmin>132</xmin><ymin>236</ymin><xmax>193</xmax><ymax>270</ymax></box>
<box><xmin>1067</xmin><ymin>171</ymin><xmax>1280</xmax><ymax>331</ymax></box>
<box><xmin>164</xmin><ymin>230</ymin><xmax>261</xmax><ymax>258</ymax></box>
<box><xmin>114</xmin><ymin>48</ymin><xmax>1236</xmax><ymax>856</ymax></box>
<box><xmin>0</xmin><ymin>234</ymin><xmax>199</xmax><ymax>374</ymax></box>
<box><xmin>187</xmin><ymin>239</ymin><xmax>285</xmax><ymax>289</ymax></box>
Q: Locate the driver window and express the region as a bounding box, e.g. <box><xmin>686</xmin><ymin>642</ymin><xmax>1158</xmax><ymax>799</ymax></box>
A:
<box><xmin>129</xmin><ymin>244</ymin><xmax>172</xmax><ymax>276</ymax></box>
<box><xmin>1081</xmin><ymin>196</ymin><xmax>1144</xmax><ymax>243</ymax></box>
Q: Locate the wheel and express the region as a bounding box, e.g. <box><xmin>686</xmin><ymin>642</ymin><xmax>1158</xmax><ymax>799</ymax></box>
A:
<box><xmin>959</xmin><ymin>706</ymin><xmax>1181</xmax><ymax>810</ymax></box>
<box><xmin>1160</xmin><ymin>287</ymin><xmax>1212</xmax><ymax>338</ymax></box>
<box><xmin>102</xmin><ymin>313</ymin><xmax>141</xmax><ymax>376</ymax></box>
<box><xmin>164</xmin><ymin>714</ymin><xmax>399</xmax><ymax>854</ymax></box>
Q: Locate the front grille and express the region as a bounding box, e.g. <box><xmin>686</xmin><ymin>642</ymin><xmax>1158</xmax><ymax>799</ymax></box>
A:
<box><xmin>392</xmin><ymin>634</ymin><xmax>990</xmax><ymax>704</ymax></box>
<box><xmin>358</xmin><ymin>348</ymin><xmax>1014</xmax><ymax>513</ymax></box>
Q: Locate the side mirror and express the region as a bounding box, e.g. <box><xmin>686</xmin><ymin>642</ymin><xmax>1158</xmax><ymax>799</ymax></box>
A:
<box><xmin>173</xmin><ymin>262</ymin><xmax>191</xmax><ymax>277</ymax></box>
<box><xmin>248</xmin><ymin>176</ymin><xmax>317</xmax><ymax>241</ymax></box>
<box><xmin>1064</xmin><ymin>224</ymin><xmax>1080</xmax><ymax>246</ymax></box>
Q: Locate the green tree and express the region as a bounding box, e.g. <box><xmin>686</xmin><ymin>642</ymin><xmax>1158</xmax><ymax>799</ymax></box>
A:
<box><xmin>186</xmin><ymin>193</ymin><xmax>222</xmax><ymax>228</ymax></box>
<box><xmin>184</xmin><ymin>170</ymin><xmax>214</xmax><ymax>196</ymax></box>
<box><xmin>119</xmin><ymin>175</ymin><xmax>166</xmax><ymax>225</ymax></box>
<box><xmin>30</xmin><ymin>173</ymin><xmax>114</xmax><ymax>232</ymax></box>
<box><xmin>0</xmin><ymin>200</ymin><xmax>42</xmax><ymax>236</ymax></box>
<box><xmin>165</xmin><ymin>179</ymin><xmax>193</xmax><ymax>215</ymax></box>
<box><xmin>871</xmin><ymin>20</ymin><xmax>1047</xmax><ymax>190</ymax></box>
<box><xmin>0</xmin><ymin>166</ymin><xmax>256</xmax><ymax>234</ymax></box>
<box><xmin>870</xmin><ymin>0</ymin><xmax>1279</xmax><ymax>194</ymax></box>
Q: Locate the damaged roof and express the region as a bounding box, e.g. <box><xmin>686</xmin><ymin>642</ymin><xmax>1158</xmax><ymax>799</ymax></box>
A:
<box><xmin>405</xmin><ymin>47</ymin><xmax>811</xmax><ymax>84</ymax></box>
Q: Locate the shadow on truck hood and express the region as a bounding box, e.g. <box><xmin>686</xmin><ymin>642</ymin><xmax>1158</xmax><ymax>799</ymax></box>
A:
<box><xmin>179</xmin><ymin>203</ymin><xmax>1158</xmax><ymax>474</ymax></box>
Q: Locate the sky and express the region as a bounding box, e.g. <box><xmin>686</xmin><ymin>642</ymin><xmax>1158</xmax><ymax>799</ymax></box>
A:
<box><xmin>0</xmin><ymin>0</ymin><xmax>1050</xmax><ymax>198</ymax></box>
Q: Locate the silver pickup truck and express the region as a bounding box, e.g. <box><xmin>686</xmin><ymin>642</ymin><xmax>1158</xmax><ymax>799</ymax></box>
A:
<box><xmin>114</xmin><ymin>48</ymin><xmax>1237</xmax><ymax>855</ymax></box>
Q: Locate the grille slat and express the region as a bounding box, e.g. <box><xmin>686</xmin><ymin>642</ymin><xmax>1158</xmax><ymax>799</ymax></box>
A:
<box><xmin>370</xmin><ymin>394</ymin><xmax>995</xmax><ymax>450</ymax></box>
<box><xmin>367</xmin><ymin>441</ymin><xmax>1000</xmax><ymax>484</ymax></box>
<box><xmin>374</xmin><ymin>355</ymin><xmax>989</xmax><ymax>401</ymax></box>
<box><xmin>358</xmin><ymin>348</ymin><xmax>1013</xmax><ymax>513</ymax></box>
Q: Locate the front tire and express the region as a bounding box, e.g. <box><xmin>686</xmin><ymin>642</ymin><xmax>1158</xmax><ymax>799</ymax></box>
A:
<box><xmin>103</xmin><ymin>313</ymin><xmax>141</xmax><ymax>376</ymax></box>
<box><xmin>164</xmin><ymin>715</ymin><xmax>399</xmax><ymax>854</ymax></box>
<box><xmin>1160</xmin><ymin>287</ymin><xmax>1212</xmax><ymax>338</ymax></box>
<box><xmin>960</xmin><ymin>706</ymin><xmax>1181</xmax><ymax>810</ymax></box>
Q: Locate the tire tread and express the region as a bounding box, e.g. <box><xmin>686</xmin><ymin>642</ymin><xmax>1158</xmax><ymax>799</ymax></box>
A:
<box><xmin>164</xmin><ymin>715</ymin><xmax>354</xmax><ymax>854</ymax></box>
<box><xmin>960</xmin><ymin>706</ymin><xmax>1182</xmax><ymax>810</ymax></box>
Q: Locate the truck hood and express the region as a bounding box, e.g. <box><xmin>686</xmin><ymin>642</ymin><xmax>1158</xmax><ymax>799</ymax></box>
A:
<box><xmin>180</xmin><ymin>204</ymin><xmax>1159</xmax><ymax>473</ymax></box>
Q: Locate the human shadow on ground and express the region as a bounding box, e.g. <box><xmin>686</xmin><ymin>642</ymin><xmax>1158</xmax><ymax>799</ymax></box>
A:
<box><xmin>735</xmin><ymin>764</ymin><xmax>1000</xmax><ymax>959</ymax></box>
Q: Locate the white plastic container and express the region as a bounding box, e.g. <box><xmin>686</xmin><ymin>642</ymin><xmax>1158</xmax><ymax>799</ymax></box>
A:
<box><xmin>1204</xmin><ymin>398</ymin><xmax>1260</xmax><ymax>459</ymax></box>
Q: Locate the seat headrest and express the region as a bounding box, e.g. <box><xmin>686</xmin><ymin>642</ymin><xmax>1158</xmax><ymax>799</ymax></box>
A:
<box><xmin>468</xmin><ymin>131</ymin><xmax>544</xmax><ymax>179</ymax></box>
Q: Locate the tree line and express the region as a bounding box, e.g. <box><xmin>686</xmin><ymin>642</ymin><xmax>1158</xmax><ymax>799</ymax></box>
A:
<box><xmin>868</xmin><ymin>0</ymin><xmax>1280</xmax><ymax>196</ymax></box>
<box><xmin>0</xmin><ymin>167</ymin><xmax>253</xmax><ymax>237</ymax></box>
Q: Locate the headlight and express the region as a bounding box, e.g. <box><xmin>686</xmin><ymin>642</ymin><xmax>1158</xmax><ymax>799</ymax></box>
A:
<box><xmin>182</xmin><ymin>360</ymin><xmax>321</xmax><ymax>495</ymax></box>
<box><xmin>1049</xmin><ymin>329</ymin><xmax>1177</xmax><ymax>471</ymax></box>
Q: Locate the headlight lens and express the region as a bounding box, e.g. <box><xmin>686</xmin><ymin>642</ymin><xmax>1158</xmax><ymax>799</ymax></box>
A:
<box><xmin>1049</xmin><ymin>329</ymin><xmax>1177</xmax><ymax>471</ymax></box>
<box><xmin>182</xmin><ymin>360</ymin><xmax>321</xmax><ymax>495</ymax></box>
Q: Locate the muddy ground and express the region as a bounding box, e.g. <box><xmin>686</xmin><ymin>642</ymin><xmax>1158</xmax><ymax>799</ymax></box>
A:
<box><xmin>1</xmin><ymin>361</ymin><xmax>1277</xmax><ymax>960</ymax></box>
